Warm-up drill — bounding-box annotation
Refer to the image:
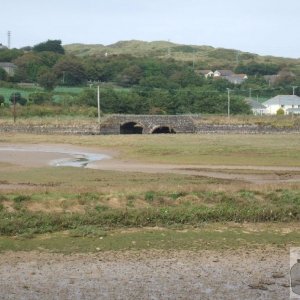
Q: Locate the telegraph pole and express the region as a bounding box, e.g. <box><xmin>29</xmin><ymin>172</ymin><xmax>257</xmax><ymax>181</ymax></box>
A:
<box><xmin>97</xmin><ymin>85</ymin><xmax>101</xmax><ymax>128</ymax></box>
<box><xmin>227</xmin><ymin>88</ymin><xmax>231</xmax><ymax>119</ymax></box>
<box><xmin>292</xmin><ymin>86</ymin><xmax>297</xmax><ymax>118</ymax></box>
<box><xmin>292</xmin><ymin>86</ymin><xmax>298</xmax><ymax>95</ymax></box>
<box><xmin>7</xmin><ymin>31</ymin><xmax>11</xmax><ymax>49</ymax></box>
<box><xmin>13</xmin><ymin>93</ymin><xmax>16</xmax><ymax>123</ymax></box>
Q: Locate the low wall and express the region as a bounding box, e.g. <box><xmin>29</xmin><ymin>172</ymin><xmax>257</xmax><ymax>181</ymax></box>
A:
<box><xmin>195</xmin><ymin>124</ymin><xmax>300</xmax><ymax>134</ymax></box>
<box><xmin>0</xmin><ymin>116</ymin><xmax>299</xmax><ymax>135</ymax></box>
<box><xmin>0</xmin><ymin>124</ymin><xmax>100</xmax><ymax>135</ymax></box>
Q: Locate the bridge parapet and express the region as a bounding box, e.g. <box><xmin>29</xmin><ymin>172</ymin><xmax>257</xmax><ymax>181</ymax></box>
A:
<box><xmin>100</xmin><ymin>114</ymin><xmax>197</xmax><ymax>134</ymax></box>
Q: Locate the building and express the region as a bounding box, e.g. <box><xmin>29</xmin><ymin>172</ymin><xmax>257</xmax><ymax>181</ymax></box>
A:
<box><xmin>226</xmin><ymin>74</ymin><xmax>248</xmax><ymax>84</ymax></box>
<box><xmin>195</xmin><ymin>70</ymin><xmax>214</xmax><ymax>78</ymax></box>
<box><xmin>0</xmin><ymin>43</ymin><xmax>8</xmax><ymax>50</ymax></box>
<box><xmin>196</xmin><ymin>69</ymin><xmax>247</xmax><ymax>84</ymax></box>
<box><xmin>0</xmin><ymin>62</ymin><xmax>17</xmax><ymax>76</ymax></box>
<box><xmin>262</xmin><ymin>95</ymin><xmax>300</xmax><ymax>115</ymax></box>
<box><xmin>244</xmin><ymin>98</ymin><xmax>267</xmax><ymax>115</ymax></box>
<box><xmin>213</xmin><ymin>70</ymin><xmax>235</xmax><ymax>77</ymax></box>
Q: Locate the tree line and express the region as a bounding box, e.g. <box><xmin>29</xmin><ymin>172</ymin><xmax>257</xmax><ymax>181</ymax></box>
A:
<box><xmin>0</xmin><ymin>39</ymin><xmax>299</xmax><ymax>115</ymax></box>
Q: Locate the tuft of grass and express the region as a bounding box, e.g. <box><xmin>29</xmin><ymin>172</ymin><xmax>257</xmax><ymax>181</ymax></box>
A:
<box><xmin>145</xmin><ymin>191</ymin><xmax>156</xmax><ymax>202</ymax></box>
<box><xmin>69</xmin><ymin>225</ymin><xmax>107</xmax><ymax>238</ymax></box>
<box><xmin>13</xmin><ymin>195</ymin><xmax>31</xmax><ymax>203</ymax></box>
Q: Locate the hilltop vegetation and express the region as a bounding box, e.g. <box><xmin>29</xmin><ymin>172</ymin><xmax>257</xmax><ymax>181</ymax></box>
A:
<box><xmin>0</xmin><ymin>39</ymin><xmax>300</xmax><ymax>117</ymax></box>
<box><xmin>65</xmin><ymin>40</ymin><xmax>300</xmax><ymax>72</ymax></box>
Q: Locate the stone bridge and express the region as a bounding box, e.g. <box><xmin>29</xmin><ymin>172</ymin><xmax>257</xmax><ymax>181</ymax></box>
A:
<box><xmin>100</xmin><ymin>114</ymin><xmax>199</xmax><ymax>134</ymax></box>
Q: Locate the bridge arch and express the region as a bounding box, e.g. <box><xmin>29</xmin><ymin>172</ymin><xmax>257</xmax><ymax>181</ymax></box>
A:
<box><xmin>120</xmin><ymin>121</ymin><xmax>144</xmax><ymax>134</ymax></box>
<box><xmin>151</xmin><ymin>126</ymin><xmax>176</xmax><ymax>134</ymax></box>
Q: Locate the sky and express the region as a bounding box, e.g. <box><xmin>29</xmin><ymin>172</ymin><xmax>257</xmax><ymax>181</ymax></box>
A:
<box><xmin>1</xmin><ymin>0</ymin><xmax>300</xmax><ymax>58</ymax></box>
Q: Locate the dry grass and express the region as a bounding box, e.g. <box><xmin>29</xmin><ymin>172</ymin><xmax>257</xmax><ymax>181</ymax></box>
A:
<box><xmin>197</xmin><ymin>114</ymin><xmax>300</xmax><ymax>127</ymax></box>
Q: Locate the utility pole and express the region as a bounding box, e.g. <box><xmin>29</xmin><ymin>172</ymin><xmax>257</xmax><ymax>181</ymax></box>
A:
<box><xmin>13</xmin><ymin>93</ymin><xmax>16</xmax><ymax>123</ymax></box>
<box><xmin>292</xmin><ymin>86</ymin><xmax>297</xmax><ymax>118</ymax></box>
<box><xmin>227</xmin><ymin>88</ymin><xmax>231</xmax><ymax>119</ymax></box>
<box><xmin>236</xmin><ymin>51</ymin><xmax>240</xmax><ymax>66</ymax></box>
<box><xmin>7</xmin><ymin>31</ymin><xmax>11</xmax><ymax>49</ymax></box>
<box><xmin>192</xmin><ymin>50</ymin><xmax>195</xmax><ymax>69</ymax></box>
<box><xmin>62</xmin><ymin>71</ymin><xmax>65</xmax><ymax>84</ymax></box>
<box><xmin>97</xmin><ymin>85</ymin><xmax>101</xmax><ymax>128</ymax></box>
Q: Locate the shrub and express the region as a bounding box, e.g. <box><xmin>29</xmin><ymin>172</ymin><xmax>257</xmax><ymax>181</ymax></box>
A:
<box><xmin>276</xmin><ymin>108</ymin><xmax>285</xmax><ymax>115</ymax></box>
<box><xmin>28</xmin><ymin>92</ymin><xmax>52</xmax><ymax>105</ymax></box>
<box><xmin>13</xmin><ymin>195</ymin><xmax>31</xmax><ymax>203</ymax></box>
<box><xmin>0</xmin><ymin>94</ymin><xmax>5</xmax><ymax>106</ymax></box>
<box><xmin>9</xmin><ymin>92</ymin><xmax>27</xmax><ymax>106</ymax></box>
<box><xmin>145</xmin><ymin>191</ymin><xmax>155</xmax><ymax>202</ymax></box>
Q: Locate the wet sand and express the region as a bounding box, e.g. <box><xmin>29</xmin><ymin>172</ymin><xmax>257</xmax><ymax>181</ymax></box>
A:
<box><xmin>1</xmin><ymin>143</ymin><xmax>300</xmax><ymax>184</ymax></box>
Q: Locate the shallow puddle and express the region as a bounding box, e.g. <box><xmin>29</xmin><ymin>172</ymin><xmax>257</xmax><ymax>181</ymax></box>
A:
<box><xmin>0</xmin><ymin>145</ymin><xmax>110</xmax><ymax>168</ymax></box>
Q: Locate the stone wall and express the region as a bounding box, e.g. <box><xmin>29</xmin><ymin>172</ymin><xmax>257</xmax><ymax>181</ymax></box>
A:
<box><xmin>100</xmin><ymin>114</ymin><xmax>197</xmax><ymax>134</ymax></box>
<box><xmin>0</xmin><ymin>115</ymin><xmax>299</xmax><ymax>135</ymax></box>
<box><xmin>195</xmin><ymin>124</ymin><xmax>300</xmax><ymax>134</ymax></box>
<box><xmin>0</xmin><ymin>124</ymin><xmax>100</xmax><ymax>135</ymax></box>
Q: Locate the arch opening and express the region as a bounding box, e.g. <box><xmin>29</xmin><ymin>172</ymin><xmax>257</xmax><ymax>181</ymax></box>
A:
<box><xmin>120</xmin><ymin>122</ymin><xmax>143</xmax><ymax>134</ymax></box>
<box><xmin>151</xmin><ymin>126</ymin><xmax>176</xmax><ymax>134</ymax></box>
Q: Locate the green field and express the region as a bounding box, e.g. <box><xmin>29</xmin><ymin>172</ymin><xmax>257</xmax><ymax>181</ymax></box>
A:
<box><xmin>0</xmin><ymin>86</ymin><xmax>85</xmax><ymax>102</ymax></box>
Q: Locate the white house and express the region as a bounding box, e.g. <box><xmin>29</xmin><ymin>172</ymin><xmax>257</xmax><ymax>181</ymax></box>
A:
<box><xmin>262</xmin><ymin>95</ymin><xmax>300</xmax><ymax>115</ymax></box>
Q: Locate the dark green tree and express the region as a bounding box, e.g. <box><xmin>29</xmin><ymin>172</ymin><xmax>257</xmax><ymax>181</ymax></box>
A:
<box><xmin>9</xmin><ymin>92</ymin><xmax>27</xmax><ymax>106</ymax></box>
<box><xmin>0</xmin><ymin>94</ymin><xmax>5</xmax><ymax>106</ymax></box>
<box><xmin>37</xmin><ymin>70</ymin><xmax>57</xmax><ymax>91</ymax></box>
<box><xmin>53</xmin><ymin>56</ymin><xmax>86</xmax><ymax>85</ymax></box>
<box><xmin>0</xmin><ymin>67</ymin><xmax>7</xmax><ymax>81</ymax></box>
<box><xmin>28</xmin><ymin>92</ymin><xmax>52</xmax><ymax>104</ymax></box>
<box><xmin>13</xmin><ymin>52</ymin><xmax>42</xmax><ymax>82</ymax></box>
<box><xmin>33</xmin><ymin>40</ymin><xmax>65</xmax><ymax>54</ymax></box>
<box><xmin>0</xmin><ymin>48</ymin><xmax>24</xmax><ymax>62</ymax></box>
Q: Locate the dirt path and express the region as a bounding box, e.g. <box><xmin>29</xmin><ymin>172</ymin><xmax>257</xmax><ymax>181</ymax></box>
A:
<box><xmin>0</xmin><ymin>249</ymin><xmax>290</xmax><ymax>300</ymax></box>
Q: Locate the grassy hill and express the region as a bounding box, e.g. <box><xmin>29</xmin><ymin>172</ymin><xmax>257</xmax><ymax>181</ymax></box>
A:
<box><xmin>64</xmin><ymin>40</ymin><xmax>300</xmax><ymax>71</ymax></box>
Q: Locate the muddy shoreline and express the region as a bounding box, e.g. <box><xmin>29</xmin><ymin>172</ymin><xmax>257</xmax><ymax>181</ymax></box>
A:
<box><xmin>0</xmin><ymin>143</ymin><xmax>300</xmax><ymax>185</ymax></box>
<box><xmin>0</xmin><ymin>249</ymin><xmax>290</xmax><ymax>300</ymax></box>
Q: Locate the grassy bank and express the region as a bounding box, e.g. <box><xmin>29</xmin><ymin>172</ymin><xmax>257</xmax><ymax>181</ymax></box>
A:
<box><xmin>0</xmin><ymin>180</ymin><xmax>299</xmax><ymax>235</ymax></box>
<box><xmin>1</xmin><ymin>223</ymin><xmax>299</xmax><ymax>253</ymax></box>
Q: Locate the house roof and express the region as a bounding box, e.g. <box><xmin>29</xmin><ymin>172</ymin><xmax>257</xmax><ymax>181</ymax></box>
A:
<box><xmin>214</xmin><ymin>70</ymin><xmax>234</xmax><ymax>76</ymax></box>
<box><xmin>195</xmin><ymin>70</ymin><xmax>213</xmax><ymax>75</ymax></box>
<box><xmin>0</xmin><ymin>43</ymin><xmax>8</xmax><ymax>49</ymax></box>
<box><xmin>197</xmin><ymin>70</ymin><xmax>212</xmax><ymax>74</ymax></box>
<box><xmin>244</xmin><ymin>98</ymin><xmax>266</xmax><ymax>109</ymax></box>
<box><xmin>225</xmin><ymin>74</ymin><xmax>247</xmax><ymax>84</ymax></box>
<box><xmin>263</xmin><ymin>95</ymin><xmax>300</xmax><ymax>106</ymax></box>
